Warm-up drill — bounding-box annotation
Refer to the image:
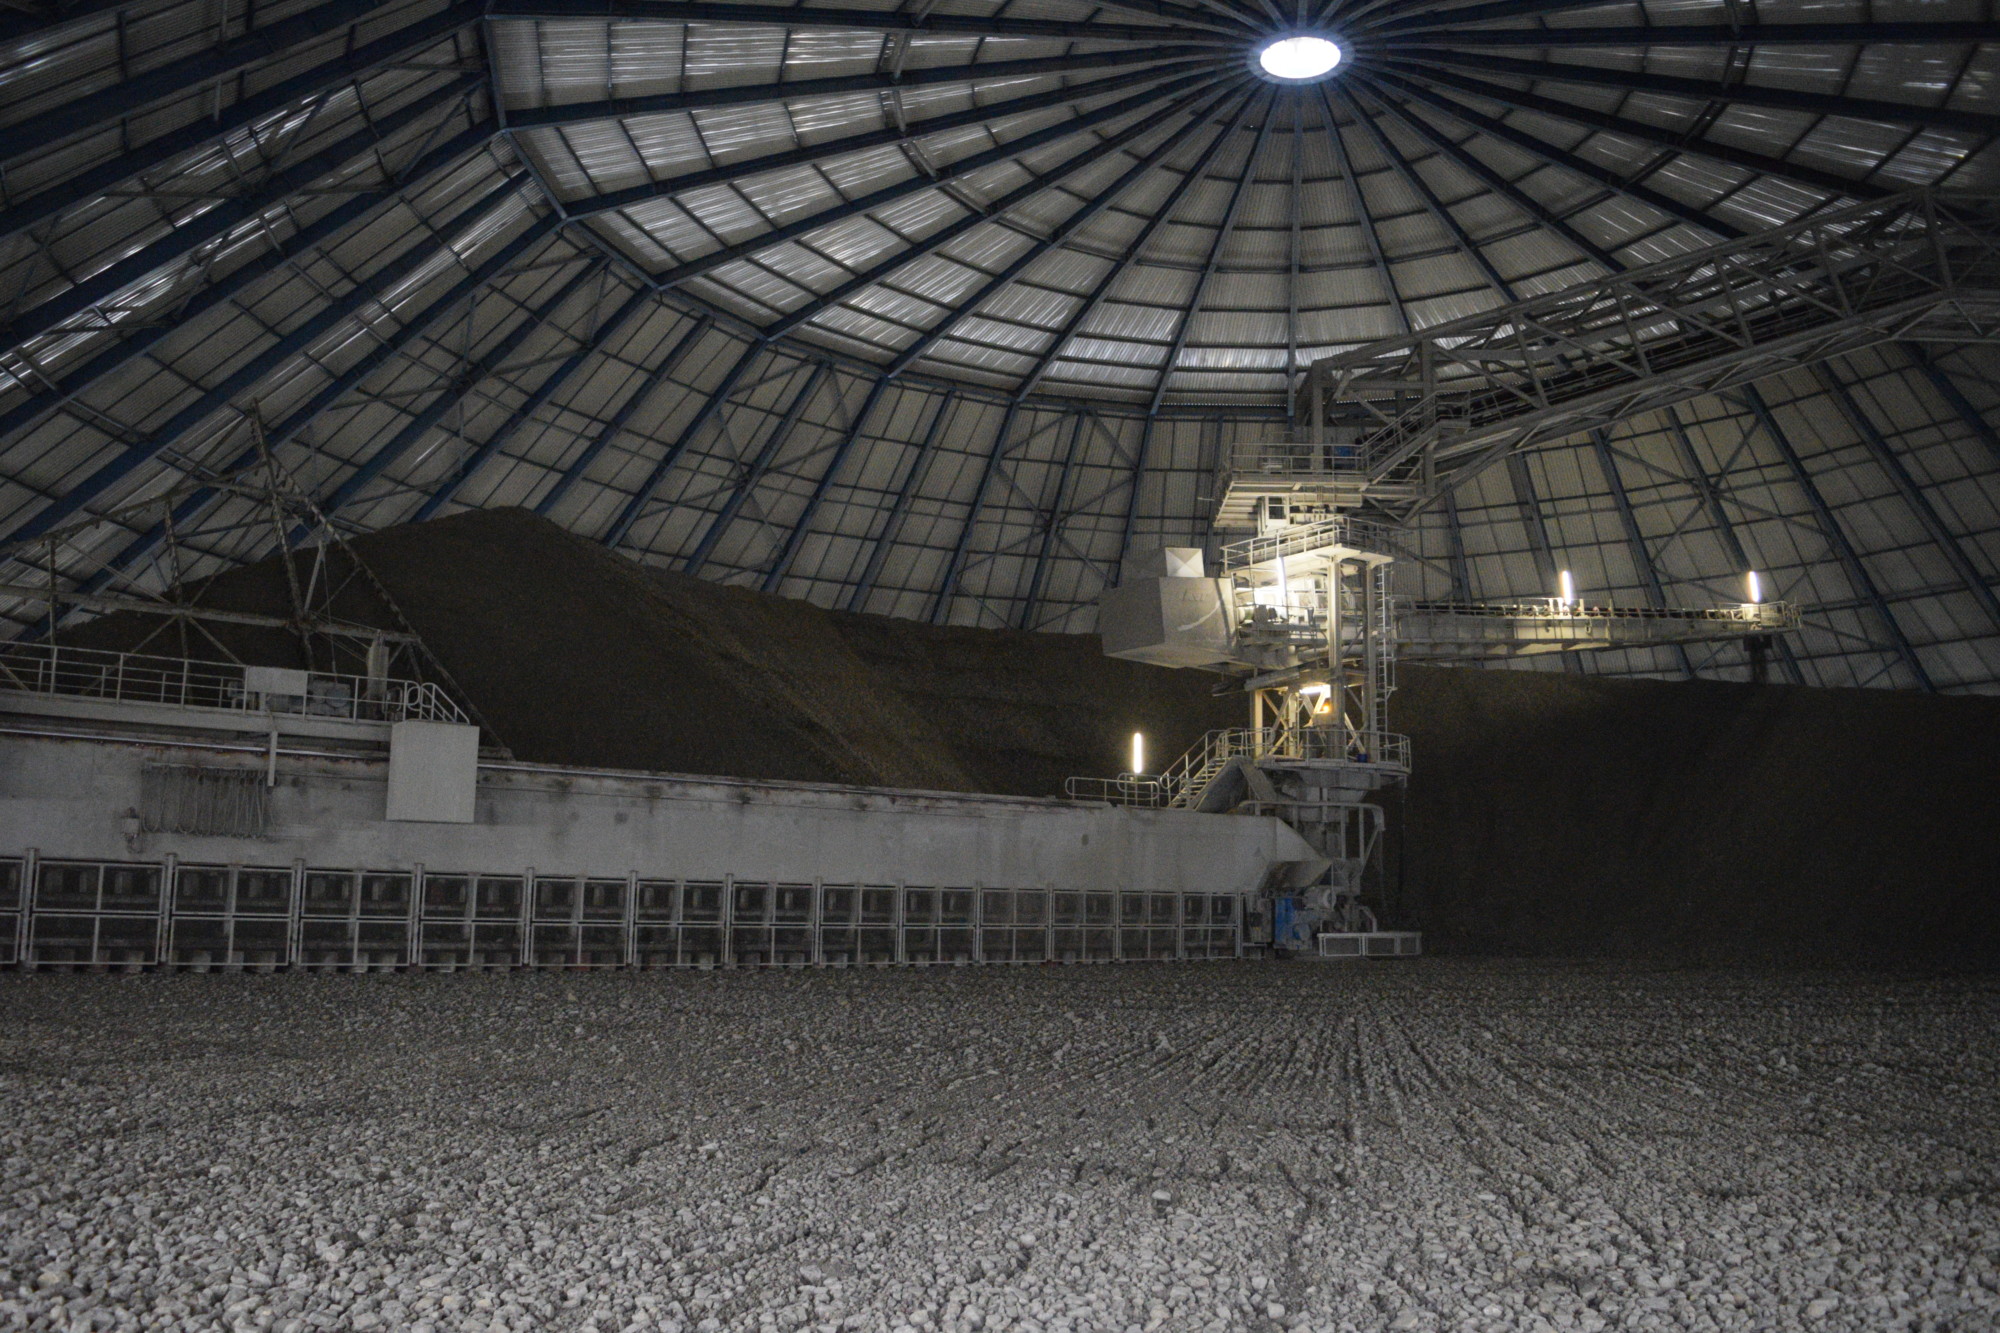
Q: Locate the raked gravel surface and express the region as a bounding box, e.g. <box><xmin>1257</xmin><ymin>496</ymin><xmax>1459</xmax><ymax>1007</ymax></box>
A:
<box><xmin>2</xmin><ymin>960</ymin><xmax>1996</xmax><ymax>1333</ymax></box>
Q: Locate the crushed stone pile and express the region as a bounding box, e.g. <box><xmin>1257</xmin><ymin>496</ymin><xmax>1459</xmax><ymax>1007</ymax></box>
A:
<box><xmin>3</xmin><ymin>963</ymin><xmax>1996</xmax><ymax>1332</ymax></box>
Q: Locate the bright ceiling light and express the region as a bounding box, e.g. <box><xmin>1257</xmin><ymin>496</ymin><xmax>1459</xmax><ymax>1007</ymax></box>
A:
<box><xmin>1257</xmin><ymin>35</ymin><xmax>1343</xmax><ymax>83</ymax></box>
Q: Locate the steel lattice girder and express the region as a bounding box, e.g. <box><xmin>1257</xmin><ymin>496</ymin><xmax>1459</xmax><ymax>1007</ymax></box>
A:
<box><xmin>1303</xmin><ymin>190</ymin><xmax>2000</xmax><ymax>518</ymax></box>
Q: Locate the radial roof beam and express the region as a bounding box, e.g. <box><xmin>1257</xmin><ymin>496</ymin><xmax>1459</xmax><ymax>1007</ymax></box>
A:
<box><xmin>1354</xmin><ymin>79</ymin><xmax>1622</xmax><ymax>275</ymax></box>
<box><xmin>759</xmin><ymin>374</ymin><xmax>894</xmax><ymax>593</ymax></box>
<box><xmin>1386</xmin><ymin>22</ymin><xmax>2000</xmax><ymax>48</ymax></box>
<box><xmin>0</xmin><ymin>4</ymin><xmax>483</xmax><ymax>244</ymax></box>
<box><xmin>599</xmin><ymin>338</ymin><xmax>768</xmax><ymax>549</ymax></box>
<box><xmin>1505</xmin><ymin>450</ymin><xmax>1583</xmax><ymax>674</ymax></box>
<box><xmin>683</xmin><ymin>359</ymin><xmax>831</xmax><ymax>578</ymax></box>
<box><xmin>1588</xmin><ymin>426</ymin><xmax>1695</xmax><ymax>678</ymax></box>
<box><xmin>1148</xmin><ymin>88</ymin><xmax>1279</xmax><ymax>412</ymax></box>
<box><xmin>646</xmin><ymin>67</ymin><xmax>1224</xmax><ymax>294</ymax></box>
<box><xmin>1812</xmin><ymin>361</ymin><xmax>2000</xmax><ymax>636</ymax></box>
<box><xmin>842</xmin><ymin>388</ymin><xmax>955</xmax><ymax>613</ymax></box>
<box><xmin>927</xmin><ymin>399</ymin><xmax>1021</xmax><ymax>624</ymax></box>
<box><xmin>488</xmin><ymin>0</ymin><xmax>1234</xmax><ymax>42</ymax></box>
<box><xmin>1329</xmin><ymin>83</ymin><xmax>1516</xmax><ymax>300</ymax></box>
<box><xmin>0</xmin><ymin>76</ymin><xmax>483</xmax><ymax>355</ymax></box>
<box><xmin>1410</xmin><ymin>52</ymin><xmax>2000</xmax><ymax>136</ymax></box>
<box><xmin>1902</xmin><ymin>343</ymin><xmax>2000</xmax><ymax>470</ymax></box>
<box><xmin>1373</xmin><ymin>0</ymin><xmax>1755</xmax><ymax>35</ymax></box>
<box><xmin>1376</xmin><ymin>61</ymin><xmax>1891</xmax><ymax>205</ymax></box>
<box><xmin>1015</xmin><ymin>89</ymin><xmax>1258</xmax><ymax>400</ymax></box>
<box><xmin>1738</xmin><ymin>384</ymin><xmax>1935</xmax><ymax>692</ymax></box>
<box><xmin>300</xmin><ymin>256</ymin><xmax>604</xmax><ymax>535</ymax></box>
<box><xmin>767</xmin><ymin>79</ymin><xmax>1230</xmax><ymax>345</ymax></box>
<box><xmin>502</xmin><ymin>48</ymin><xmax>1219</xmax><ymax>130</ymax></box>
<box><xmin>415</xmin><ymin>285</ymin><xmax>658</xmax><ymax>520</ymax></box>
<box><xmin>1113</xmin><ymin>417</ymin><xmax>1156</xmax><ymax>586</ymax></box>
<box><xmin>1657</xmin><ymin>403</ymin><xmax>1803</xmax><ymax>684</ymax></box>
<box><xmin>1368</xmin><ymin>71</ymin><xmax>1745</xmax><ymax>242</ymax></box>
<box><xmin>0</xmin><ymin>0</ymin><xmax>412</xmax><ymax>164</ymax></box>
<box><xmin>532</xmin><ymin>313</ymin><xmax>715</xmax><ymax>519</ymax></box>
<box><xmin>49</xmin><ymin>186</ymin><xmax>564</xmax><ymax>597</ymax></box>
<box><xmin>1016</xmin><ymin>410</ymin><xmax>1085</xmax><ymax>630</ymax></box>
<box><xmin>0</xmin><ymin>121</ymin><xmax>496</xmax><ymax>452</ymax></box>
<box><xmin>0</xmin><ymin>177</ymin><xmax>538</xmax><ymax>554</ymax></box>
<box><xmin>555</xmin><ymin>65</ymin><xmax>1196</xmax><ymax>223</ymax></box>
<box><xmin>889</xmin><ymin>81</ymin><xmax>1246</xmax><ymax>379</ymax></box>
<box><xmin>1313</xmin><ymin>90</ymin><xmax>1411</xmax><ymax>336</ymax></box>
<box><xmin>0</xmin><ymin>0</ymin><xmax>127</xmax><ymax>43</ymax></box>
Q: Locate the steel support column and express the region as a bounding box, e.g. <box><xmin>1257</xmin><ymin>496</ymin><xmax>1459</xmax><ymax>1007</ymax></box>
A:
<box><xmin>1016</xmin><ymin>411</ymin><xmax>1084</xmax><ymax>630</ymax></box>
<box><xmin>1506</xmin><ymin>451</ymin><xmax>1582</xmax><ymax>674</ymax></box>
<box><xmin>1588</xmin><ymin>427</ymin><xmax>1695</xmax><ymax>678</ymax></box>
<box><xmin>1813</xmin><ymin>362</ymin><xmax>2000</xmax><ymax>634</ymax></box>
<box><xmin>415</xmin><ymin>286</ymin><xmax>658</xmax><ymax>520</ymax></box>
<box><xmin>760</xmin><ymin>375</ymin><xmax>894</xmax><ymax>594</ymax></box>
<box><xmin>599</xmin><ymin>340</ymin><xmax>767</xmax><ymax>550</ymax></box>
<box><xmin>683</xmin><ymin>361</ymin><xmax>832</xmax><ymax>578</ymax></box>
<box><xmin>1113</xmin><ymin>417</ymin><xmax>1157</xmax><ymax>587</ymax></box>
<box><xmin>1739</xmin><ymin>385</ymin><xmax>1935</xmax><ymax>691</ymax></box>
<box><xmin>843</xmin><ymin>390</ymin><xmax>955</xmax><ymax>614</ymax></box>
<box><xmin>532</xmin><ymin>316</ymin><xmax>715</xmax><ymax>520</ymax></box>
<box><xmin>928</xmin><ymin>400</ymin><xmax>1022</xmax><ymax>625</ymax></box>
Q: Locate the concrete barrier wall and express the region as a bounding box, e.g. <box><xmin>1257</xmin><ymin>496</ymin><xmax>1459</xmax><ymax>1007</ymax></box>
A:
<box><xmin>0</xmin><ymin>731</ymin><xmax>1317</xmax><ymax>970</ymax></box>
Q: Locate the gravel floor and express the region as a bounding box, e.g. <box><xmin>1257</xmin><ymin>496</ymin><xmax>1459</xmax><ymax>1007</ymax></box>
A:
<box><xmin>2</xmin><ymin>960</ymin><xmax>1996</xmax><ymax>1333</ymax></box>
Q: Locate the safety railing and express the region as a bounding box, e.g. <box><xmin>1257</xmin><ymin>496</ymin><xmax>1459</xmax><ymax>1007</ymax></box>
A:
<box><xmin>1218</xmin><ymin>516</ymin><xmax>1394</xmax><ymax>573</ymax></box>
<box><xmin>1399</xmin><ymin>598</ymin><xmax>1799</xmax><ymax>627</ymax></box>
<box><xmin>1153</xmin><ymin>725</ymin><xmax>1412</xmax><ymax>809</ymax></box>
<box><xmin>0</xmin><ymin>642</ymin><xmax>469</xmax><ymax>725</ymax></box>
<box><xmin>1062</xmin><ymin>775</ymin><xmax>1166</xmax><ymax>807</ymax></box>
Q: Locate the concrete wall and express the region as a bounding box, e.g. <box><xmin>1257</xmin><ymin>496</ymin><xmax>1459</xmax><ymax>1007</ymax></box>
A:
<box><xmin>0</xmin><ymin>731</ymin><xmax>1316</xmax><ymax>896</ymax></box>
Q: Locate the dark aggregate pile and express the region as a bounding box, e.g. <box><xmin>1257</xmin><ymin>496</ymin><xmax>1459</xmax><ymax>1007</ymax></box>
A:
<box><xmin>3</xmin><ymin>963</ymin><xmax>1997</xmax><ymax>1332</ymax></box>
<box><xmin>60</xmin><ymin>508</ymin><xmax>2000</xmax><ymax>966</ymax></box>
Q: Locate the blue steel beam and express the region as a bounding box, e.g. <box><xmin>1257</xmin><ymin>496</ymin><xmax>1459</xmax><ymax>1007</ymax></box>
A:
<box><xmin>759</xmin><ymin>374</ymin><xmax>894</xmax><ymax>593</ymax></box>
<box><xmin>0</xmin><ymin>178</ymin><xmax>537</xmax><ymax>554</ymax></box>
<box><xmin>552</xmin><ymin>66</ymin><xmax>1200</xmax><ymax>224</ymax></box>
<box><xmin>0</xmin><ymin>76</ymin><xmax>483</xmax><ymax>353</ymax></box>
<box><xmin>0</xmin><ymin>122</ymin><xmax>497</xmax><ymax>451</ymax></box>
<box><xmin>36</xmin><ymin>182</ymin><xmax>558</xmax><ymax>594</ymax></box>
<box><xmin>491</xmin><ymin>0</ymin><xmax>1244</xmax><ymax>37</ymax></box>
<box><xmin>1657</xmin><ymin>403</ymin><xmax>1804</xmax><ymax>684</ymax></box>
<box><xmin>295</xmin><ymin>256</ymin><xmax>604</xmax><ymax>537</ymax></box>
<box><xmin>415</xmin><ymin>285</ymin><xmax>657</xmax><ymax>520</ymax></box>
<box><xmin>1504</xmin><ymin>450</ymin><xmax>1582</xmax><ymax>674</ymax></box>
<box><xmin>1374</xmin><ymin>61</ymin><xmax>1890</xmax><ymax>204</ymax></box>
<box><xmin>1016</xmin><ymin>410</ymin><xmax>1085</xmax><ymax>631</ymax></box>
<box><xmin>1368</xmin><ymin>71</ymin><xmax>1747</xmax><ymax>242</ymax></box>
<box><xmin>1014</xmin><ymin>89</ymin><xmax>1256</xmax><ymax>401</ymax></box>
<box><xmin>0</xmin><ymin>0</ymin><xmax>404</xmax><ymax>164</ymax></box>
<box><xmin>842</xmin><ymin>389</ymin><xmax>955</xmax><ymax>613</ymax></box>
<box><xmin>1901</xmin><ymin>343</ymin><xmax>2000</xmax><ymax>469</ymax></box>
<box><xmin>1406</xmin><ymin>51</ymin><xmax>2000</xmax><ymax>136</ymax></box>
<box><xmin>1329</xmin><ymin>83</ymin><xmax>1517</xmax><ymax>300</ymax></box>
<box><xmin>927</xmin><ymin>399</ymin><xmax>1022</xmax><ymax>625</ymax></box>
<box><xmin>647</xmin><ymin>67</ymin><xmax>1224</xmax><ymax>296</ymax></box>
<box><xmin>769</xmin><ymin>77</ymin><xmax>1232</xmax><ymax>346</ymax></box>
<box><xmin>1439</xmin><ymin>487</ymin><xmax>1473</xmax><ymax>602</ymax></box>
<box><xmin>1812</xmin><ymin>362</ymin><xmax>2000</xmax><ymax>634</ymax></box>
<box><xmin>599</xmin><ymin>338</ymin><xmax>768</xmax><ymax>549</ymax></box>
<box><xmin>1112</xmin><ymin>417</ymin><xmax>1156</xmax><ymax>586</ymax></box>
<box><xmin>0</xmin><ymin>3</ymin><xmax>484</xmax><ymax>244</ymax></box>
<box><xmin>683</xmin><ymin>360</ymin><xmax>831</xmax><ymax>578</ymax></box>
<box><xmin>1387</xmin><ymin>22</ymin><xmax>2000</xmax><ymax>46</ymax></box>
<box><xmin>884</xmin><ymin>82</ymin><xmax>1239</xmax><ymax>378</ymax></box>
<box><xmin>1148</xmin><ymin>88</ymin><xmax>1277</xmax><ymax>414</ymax></box>
<box><xmin>1738</xmin><ymin>384</ymin><xmax>1935</xmax><ymax>692</ymax></box>
<box><xmin>1588</xmin><ymin>426</ymin><xmax>1695</xmax><ymax>679</ymax></box>
<box><xmin>1354</xmin><ymin>78</ymin><xmax>1624</xmax><ymax>274</ymax></box>
<box><xmin>531</xmin><ymin>314</ymin><xmax>715</xmax><ymax>519</ymax></box>
<box><xmin>505</xmin><ymin>48</ymin><xmax>1219</xmax><ymax>130</ymax></box>
<box><xmin>1312</xmin><ymin>87</ymin><xmax>1411</xmax><ymax>335</ymax></box>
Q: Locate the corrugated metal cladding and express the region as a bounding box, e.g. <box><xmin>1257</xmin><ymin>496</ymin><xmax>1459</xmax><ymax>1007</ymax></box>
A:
<box><xmin>0</xmin><ymin>0</ymin><xmax>1994</xmax><ymax>694</ymax></box>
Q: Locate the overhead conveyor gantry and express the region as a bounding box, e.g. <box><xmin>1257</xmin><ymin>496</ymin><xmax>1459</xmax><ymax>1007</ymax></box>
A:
<box><xmin>1255</xmin><ymin>190</ymin><xmax>2000</xmax><ymax>523</ymax></box>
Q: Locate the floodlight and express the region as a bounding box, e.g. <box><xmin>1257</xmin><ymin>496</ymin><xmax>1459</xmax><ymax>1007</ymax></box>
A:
<box><xmin>1558</xmin><ymin>569</ymin><xmax>1574</xmax><ymax>606</ymax></box>
<box><xmin>1747</xmin><ymin>570</ymin><xmax>1762</xmax><ymax>604</ymax></box>
<box><xmin>1131</xmin><ymin>731</ymin><xmax>1145</xmax><ymax>775</ymax></box>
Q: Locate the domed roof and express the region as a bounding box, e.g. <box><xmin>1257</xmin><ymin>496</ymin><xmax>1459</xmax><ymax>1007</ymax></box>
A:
<box><xmin>0</xmin><ymin>0</ymin><xmax>1994</xmax><ymax>695</ymax></box>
